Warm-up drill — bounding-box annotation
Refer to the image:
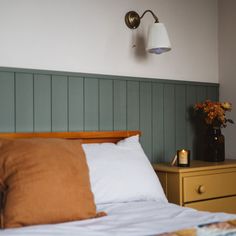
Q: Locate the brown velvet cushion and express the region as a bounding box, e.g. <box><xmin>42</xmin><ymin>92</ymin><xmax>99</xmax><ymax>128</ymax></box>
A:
<box><xmin>0</xmin><ymin>138</ymin><xmax>100</xmax><ymax>228</ymax></box>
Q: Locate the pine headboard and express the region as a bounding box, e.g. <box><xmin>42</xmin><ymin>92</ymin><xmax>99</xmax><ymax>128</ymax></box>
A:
<box><xmin>0</xmin><ymin>130</ymin><xmax>141</xmax><ymax>144</ymax></box>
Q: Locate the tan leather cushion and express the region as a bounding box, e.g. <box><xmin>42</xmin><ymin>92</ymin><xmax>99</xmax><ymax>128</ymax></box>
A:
<box><xmin>0</xmin><ymin>138</ymin><xmax>99</xmax><ymax>228</ymax></box>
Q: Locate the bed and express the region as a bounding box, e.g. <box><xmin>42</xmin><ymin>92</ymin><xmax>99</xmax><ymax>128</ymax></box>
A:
<box><xmin>0</xmin><ymin>130</ymin><xmax>236</xmax><ymax>236</ymax></box>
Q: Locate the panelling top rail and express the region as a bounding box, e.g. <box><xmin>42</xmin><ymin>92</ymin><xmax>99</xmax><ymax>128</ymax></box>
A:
<box><xmin>0</xmin><ymin>130</ymin><xmax>141</xmax><ymax>144</ymax></box>
<box><xmin>0</xmin><ymin>67</ymin><xmax>219</xmax><ymax>86</ymax></box>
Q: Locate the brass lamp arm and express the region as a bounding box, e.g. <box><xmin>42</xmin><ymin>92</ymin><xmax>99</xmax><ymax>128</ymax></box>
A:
<box><xmin>125</xmin><ymin>10</ymin><xmax>159</xmax><ymax>29</ymax></box>
<box><xmin>140</xmin><ymin>10</ymin><xmax>159</xmax><ymax>23</ymax></box>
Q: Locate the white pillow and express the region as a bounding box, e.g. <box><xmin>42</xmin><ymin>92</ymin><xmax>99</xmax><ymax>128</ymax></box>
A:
<box><xmin>82</xmin><ymin>135</ymin><xmax>167</xmax><ymax>205</ymax></box>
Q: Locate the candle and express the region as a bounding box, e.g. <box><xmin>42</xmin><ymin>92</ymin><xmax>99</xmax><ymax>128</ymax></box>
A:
<box><xmin>177</xmin><ymin>149</ymin><xmax>190</xmax><ymax>167</ymax></box>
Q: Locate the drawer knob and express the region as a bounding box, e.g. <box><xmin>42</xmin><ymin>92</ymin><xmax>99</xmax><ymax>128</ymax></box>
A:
<box><xmin>198</xmin><ymin>185</ymin><xmax>206</xmax><ymax>194</ymax></box>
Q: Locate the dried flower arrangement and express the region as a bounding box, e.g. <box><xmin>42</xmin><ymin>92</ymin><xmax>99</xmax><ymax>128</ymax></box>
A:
<box><xmin>194</xmin><ymin>100</ymin><xmax>234</xmax><ymax>128</ymax></box>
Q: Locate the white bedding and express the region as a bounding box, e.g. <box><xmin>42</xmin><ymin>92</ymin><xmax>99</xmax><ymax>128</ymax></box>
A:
<box><xmin>1</xmin><ymin>201</ymin><xmax>235</xmax><ymax>236</ymax></box>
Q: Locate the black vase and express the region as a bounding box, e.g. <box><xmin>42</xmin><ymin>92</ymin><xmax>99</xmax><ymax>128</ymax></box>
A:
<box><xmin>205</xmin><ymin>127</ymin><xmax>225</xmax><ymax>162</ymax></box>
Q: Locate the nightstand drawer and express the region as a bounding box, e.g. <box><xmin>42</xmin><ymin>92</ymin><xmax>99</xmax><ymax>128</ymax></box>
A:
<box><xmin>183</xmin><ymin>172</ymin><xmax>236</xmax><ymax>203</ymax></box>
<box><xmin>184</xmin><ymin>196</ymin><xmax>236</xmax><ymax>214</ymax></box>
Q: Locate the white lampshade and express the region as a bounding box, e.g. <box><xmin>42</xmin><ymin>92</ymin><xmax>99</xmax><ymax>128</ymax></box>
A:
<box><xmin>146</xmin><ymin>22</ymin><xmax>171</xmax><ymax>54</ymax></box>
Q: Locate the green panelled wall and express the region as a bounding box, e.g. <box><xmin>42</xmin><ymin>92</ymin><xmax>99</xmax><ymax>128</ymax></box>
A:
<box><xmin>0</xmin><ymin>67</ymin><xmax>219</xmax><ymax>162</ymax></box>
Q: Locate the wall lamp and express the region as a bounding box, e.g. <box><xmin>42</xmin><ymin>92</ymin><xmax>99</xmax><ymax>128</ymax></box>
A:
<box><xmin>125</xmin><ymin>10</ymin><xmax>171</xmax><ymax>54</ymax></box>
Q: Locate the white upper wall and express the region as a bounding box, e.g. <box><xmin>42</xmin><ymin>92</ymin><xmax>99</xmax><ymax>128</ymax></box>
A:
<box><xmin>0</xmin><ymin>0</ymin><xmax>218</xmax><ymax>82</ymax></box>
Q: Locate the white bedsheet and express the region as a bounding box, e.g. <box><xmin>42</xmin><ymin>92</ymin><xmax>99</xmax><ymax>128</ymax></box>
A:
<box><xmin>1</xmin><ymin>201</ymin><xmax>235</xmax><ymax>236</ymax></box>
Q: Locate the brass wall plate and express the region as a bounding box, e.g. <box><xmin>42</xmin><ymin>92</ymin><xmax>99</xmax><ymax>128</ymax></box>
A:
<box><xmin>125</xmin><ymin>11</ymin><xmax>140</xmax><ymax>29</ymax></box>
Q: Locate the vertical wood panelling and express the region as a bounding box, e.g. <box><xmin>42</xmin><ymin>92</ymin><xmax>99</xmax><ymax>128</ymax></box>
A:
<box><xmin>0</xmin><ymin>72</ymin><xmax>15</xmax><ymax>132</ymax></box>
<box><xmin>84</xmin><ymin>78</ymin><xmax>99</xmax><ymax>131</ymax></box>
<box><xmin>114</xmin><ymin>80</ymin><xmax>127</xmax><ymax>130</ymax></box>
<box><xmin>207</xmin><ymin>86</ymin><xmax>218</xmax><ymax>101</ymax></box>
<box><xmin>0</xmin><ymin>68</ymin><xmax>220</xmax><ymax>163</ymax></box>
<box><xmin>152</xmin><ymin>83</ymin><xmax>164</xmax><ymax>162</ymax></box>
<box><xmin>99</xmin><ymin>80</ymin><xmax>113</xmax><ymax>130</ymax></box>
<box><xmin>51</xmin><ymin>75</ymin><xmax>68</xmax><ymax>131</ymax></box>
<box><xmin>196</xmin><ymin>86</ymin><xmax>208</xmax><ymax>160</ymax></box>
<box><xmin>163</xmin><ymin>84</ymin><xmax>175</xmax><ymax>162</ymax></box>
<box><xmin>186</xmin><ymin>85</ymin><xmax>197</xmax><ymax>159</ymax></box>
<box><xmin>197</xmin><ymin>86</ymin><xmax>207</xmax><ymax>102</ymax></box>
<box><xmin>15</xmin><ymin>73</ymin><xmax>34</xmax><ymax>132</ymax></box>
<box><xmin>140</xmin><ymin>82</ymin><xmax>152</xmax><ymax>160</ymax></box>
<box><xmin>127</xmin><ymin>81</ymin><xmax>140</xmax><ymax>130</ymax></box>
<box><xmin>34</xmin><ymin>74</ymin><xmax>51</xmax><ymax>132</ymax></box>
<box><xmin>68</xmin><ymin>76</ymin><xmax>84</xmax><ymax>131</ymax></box>
<box><xmin>175</xmin><ymin>85</ymin><xmax>187</xmax><ymax>151</ymax></box>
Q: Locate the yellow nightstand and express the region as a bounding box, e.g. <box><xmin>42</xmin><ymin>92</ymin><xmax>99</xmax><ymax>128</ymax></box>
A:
<box><xmin>153</xmin><ymin>160</ymin><xmax>236</xmax><ymax>214</ymax></box>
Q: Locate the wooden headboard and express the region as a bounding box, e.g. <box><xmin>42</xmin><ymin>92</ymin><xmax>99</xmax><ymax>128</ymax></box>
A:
<box><xmin>0</xmin><ymin>130</ymin><xmax>141</xmax><ymax>143</ymax></box>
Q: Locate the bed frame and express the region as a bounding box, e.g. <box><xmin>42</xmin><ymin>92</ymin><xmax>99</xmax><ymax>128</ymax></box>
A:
<box><xmin>0</xmin><ymin>130</ymin><xmax>141</xmax><ymax>143</ymax></box>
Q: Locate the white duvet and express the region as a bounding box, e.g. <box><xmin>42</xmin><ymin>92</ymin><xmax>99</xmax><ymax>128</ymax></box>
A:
<box><xmin>1</xmin><ymin>201</ymin><xmax>235</xmax><ymax>236</ymax></box>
